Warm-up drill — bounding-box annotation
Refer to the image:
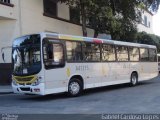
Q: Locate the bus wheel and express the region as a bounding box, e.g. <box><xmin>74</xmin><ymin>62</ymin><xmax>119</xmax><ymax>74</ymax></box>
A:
<box><xmin>130</xmin><ymin>72</ymin><xmax>138</xmax><ymax>86</ymax></box>
<box><xmin>68</xmin><ymin>78</ymin><xmax>83</xmax><ymax>97</ymax></box>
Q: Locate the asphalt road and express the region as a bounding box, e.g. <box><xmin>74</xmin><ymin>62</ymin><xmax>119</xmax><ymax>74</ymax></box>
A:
<box><xmin>0</xmin><ymin>76</ymin><xmax>160</xmax><ymax>115</ymax></box>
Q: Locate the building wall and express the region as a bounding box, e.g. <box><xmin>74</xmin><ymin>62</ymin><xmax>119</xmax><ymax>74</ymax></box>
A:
<box><xmin>0</xmin><ymin>0</ymin><xmax>21</xmax><ymax>63</ymax></box>
<box><xmin>0</xmin><ymin>0</ymin><xmax>17</xmax><ymax>19</ymax></box>
<box><xmin>20</xmin><ymin>0</ymin><xmax>94</xmax><ymax>36</ymax></box>
<box><xmin>137</xmin><ymin>10</ymin><xmax>153</xmax><ymax>34</ymax></box>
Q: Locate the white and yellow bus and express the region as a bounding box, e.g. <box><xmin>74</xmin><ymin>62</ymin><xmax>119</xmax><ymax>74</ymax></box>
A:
<box><xmin>12</xmin><ymin>32</ymin><xmax>158</xmax><ymax>96</ymax></box>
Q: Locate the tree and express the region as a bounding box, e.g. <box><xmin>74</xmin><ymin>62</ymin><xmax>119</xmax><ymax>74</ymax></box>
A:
<box><xmin>151</xmin><ymin>0</ymin><xmax>160</xmax><ymax>13</ymax></box>
<box><xmin>87</xmin><ymin>0</ymin><xmax>140</xmax><ymax>40</ymax></box>
<box><xmin>140</xmin><ymin>0</ymin><xmax>160</xmax><ymax>13</ymax></box>
<box><xmin>136</xmin><ymin>32</ymin><xmax>160</xmax><ymax>52</ymax></box>
<box><xmin>59</xmin><ymin>0</ymin><xmax>160</xmax><ymax>40</ymax></box>
<box><xmin>59</xmin><ymin>0</ymin><xmax>91</xmax><ymax>36</ymax></box>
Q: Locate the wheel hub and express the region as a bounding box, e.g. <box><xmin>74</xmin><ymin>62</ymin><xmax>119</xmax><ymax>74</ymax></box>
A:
<box><xmin>69</xmin><ymin>82</ymin><xmax>80</xmax><ymax>95</ymax></box>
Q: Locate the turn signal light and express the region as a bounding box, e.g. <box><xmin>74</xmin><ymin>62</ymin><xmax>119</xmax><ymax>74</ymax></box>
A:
<box><xmin>34</xmin><ymin>88</ymin><xmax>40</xmax><ymax>92</ymax></box>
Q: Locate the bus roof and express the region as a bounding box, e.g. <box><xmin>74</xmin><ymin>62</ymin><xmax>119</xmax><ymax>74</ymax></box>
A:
<box><xmin>40</xmin><ymin>32</ymin><xmax>156</xmax><ymax>49</ymax></box>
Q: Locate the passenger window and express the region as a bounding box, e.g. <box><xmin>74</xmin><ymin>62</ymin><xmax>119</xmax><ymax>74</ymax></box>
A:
<box><xmin>102</xmin><ymin>44</ymin><xmax>116</xmax><ymax>61</ymax></box>
<box><xmin>82</xmin><ymin>42</ymin><xmax>101</xmax><ymax>62</ymax></box>
<box><xmin>66</xmin><ymin>41</ymin><xmax>82</xmax><ymax>62</ymax></box>
<box><xmin>116</xmin><ymin>46</ymin><xmax>129</xmax><ymax>61</ymax></box>
<box><xmin>140</xmin><ymin>48</ymin><xmax>149</xmax><ymax>62</ymax></box>
<box><xmin>129</xmin><ymin>47</ymin><xmax>140</xmax><ymax>61</ymax></box>
<box><xmin>149</xmin><ymin>49</ymin><xmax>157</xmax><ymax>62</ymax></box>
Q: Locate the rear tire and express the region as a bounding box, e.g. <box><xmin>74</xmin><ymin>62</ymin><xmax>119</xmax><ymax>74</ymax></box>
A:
<box><xmin>68</xmin><ymin>78</ymin><xmax>83</xmax><ymax>97</ymax></box>
<box><xmin>130</xmin><ymin>72</ymin><xmax>138</xmax><ymax>86</ymax></box>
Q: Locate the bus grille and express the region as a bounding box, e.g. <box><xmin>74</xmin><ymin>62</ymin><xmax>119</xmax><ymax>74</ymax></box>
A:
<box><xmin>13</xmin><ymin>76</ymin><xmax>36</xmax><ymax>83</ymax></box>
<box><xmin>20</xmin><ymin>87</ymin><xmax>30</xmax><ymax>91</ymax></box>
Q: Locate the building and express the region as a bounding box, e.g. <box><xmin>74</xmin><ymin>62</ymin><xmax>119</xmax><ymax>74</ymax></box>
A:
<box><xmin>0</xmin><ymin>0</ymin><xmax>154</xmax><ymax>85</ymax></box>
<box><xmin>137</xmin><ymin>9</ymin><xmax>154</xmax><ymax>34</ymax></box>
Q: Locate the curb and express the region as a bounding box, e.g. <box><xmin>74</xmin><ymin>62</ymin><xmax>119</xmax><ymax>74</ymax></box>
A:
<box><xmin>0</xmin><ymin>92</ymin><xmax>13</xmax><ymax>95</ymax></box>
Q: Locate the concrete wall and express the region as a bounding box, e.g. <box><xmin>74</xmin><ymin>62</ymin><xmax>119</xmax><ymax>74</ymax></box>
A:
<box><xmin>0</xmin><ymin>0</ymin><xmax>20</xmax><ymax>63</ymax></box>
<box><xmin>0</xmin><ymin>0</ymin><xmax>18</xmax><ymax>19</ymax></box>
<box><xmin>20</xmin><ymin>0</ymin><xmax>93</xmax><ymax>36</ymax></box>
<box><xmin>137</xmin><ymin>10</ymin><xmax>153</xmax><ymax>34</ymax></box>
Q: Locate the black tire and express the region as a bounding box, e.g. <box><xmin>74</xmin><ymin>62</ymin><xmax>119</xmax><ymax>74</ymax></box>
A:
<box><xmin>130</xmin><ymin>72</ymin><xmax>138</xmax><ymax>86</ymax></box>
<box><xmin>68</xmin><ymin>78</ymin><xmax>83</xmax><ymax>97</ymax></box>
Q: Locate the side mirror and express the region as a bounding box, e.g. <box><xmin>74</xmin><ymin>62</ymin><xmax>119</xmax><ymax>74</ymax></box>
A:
<box><xmin>1</xmin><ymin>48</ymin><xmax>5</xmax><ymax>63</ymax></box>
<box><xmin>2</xmin><ymin>52</ymin><xmax>5</xmax><ymax>62</ymax></box>
<box><xmin>1</xmin><ymin>46</ymin><xmax>12</xmax><ymax>63</ymax></box>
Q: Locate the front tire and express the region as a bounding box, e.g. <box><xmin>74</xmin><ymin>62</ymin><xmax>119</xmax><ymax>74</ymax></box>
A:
<box><xmin>130</xmin><ymin>72</ymin><xmax>138</xmax><ymax>86</ymax></box>
<box><xmin>68</xmin><ymin>78</ymin><xmax>83</xmax><ymax>97</ymax></box>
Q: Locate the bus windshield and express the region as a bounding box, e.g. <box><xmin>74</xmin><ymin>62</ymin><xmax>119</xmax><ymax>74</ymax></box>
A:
<box><xmin>12</xmin><ymin>35</ymin><xmax>41</xmax><ymax>76</ymax></box>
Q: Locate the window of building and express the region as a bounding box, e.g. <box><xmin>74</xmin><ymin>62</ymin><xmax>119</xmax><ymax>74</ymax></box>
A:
<box><xmin>148</xmin><ymin>22</ymin><xmax>150</xmax><ymax>28</ymax></box>
<box><xmin>144</xmin><ymin>15</ymin><xmax>148</xmax><ymax>27</ymax></box>
<box><xmin>0</xmin><ymin>0</ymin><xmax>14</xmax><ymax>7</ymax></box>
<box><xmin>82</xmin><ymin>42</ymin><xmax>101</xmax><ymax>62</ymax></box>
<box><xmin>140</xmin><ymin>48</ymin><xmax>149</xmax><ymax>61</ymax></box>
<box><xmin>149</xmin><ymin>49</ymin><xmax>157</xmax><ymax>62</ymax></box>
<box><xmin>70</xmin><ymin>7</ymin><xmax>80</xmax><ymax>24</ymax></box>
<box><xmin>66</xmin><ymin>41</ymin><xmax>82</xmax><ymax>62</ymax></box>
<box><xmin>116</xmin><ymin>46</ymin><xmax>129</xmax><ymax>61</ymax></box>
<box><xmin>129</xmin><ymin>47</ymin><xmax>140</xmax><ymax>61</ymax></box>
<box><xmin>102</xmin><ymin>44</ymin><xmax>116</xmax><ymax>61</ymax></box>
<box><xmin>0</xmin><ymin>0</ymin><xmax>10</xmax><ymax>4</ymax></box>
<box><xmin>43</xmin><ymin>0</ymin><xmax>58</xmax><ymax>17</ymax></box>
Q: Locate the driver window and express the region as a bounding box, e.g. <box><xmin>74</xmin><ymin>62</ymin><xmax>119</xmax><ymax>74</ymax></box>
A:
<box><xmin>44</xmin><ymin>41</ymin><xmax>65</xmax><ymax>69</ymax></box>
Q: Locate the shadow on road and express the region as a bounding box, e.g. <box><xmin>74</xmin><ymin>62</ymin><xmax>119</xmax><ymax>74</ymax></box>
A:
<box><xmin>20</xmin><ymin>79</ymin><xmax>157</xmax><ymax>101</ymax></box>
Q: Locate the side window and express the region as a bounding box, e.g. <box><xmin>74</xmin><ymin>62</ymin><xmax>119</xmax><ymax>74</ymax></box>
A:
<box><xmin>116</xmin><ymin>46</ymin><xmax>129</xmax><ymax>61</ymax></box>
<box><xmin>140</xmin><ymin>48</ymin><xmax>149</xmax><ymax>62</ymax></box>
<box><xmin>129</xmin><ymin>47</ymin><xmax>140</xmax><ymax>61</ymax></box>
<box><xmin>66</xmin><ymin>41</ymin><xmax>82</xmax><ymax>62</ymax></box>
<box><xmin>43</xmin><ymin>40</ymin><xmax>65</xmax><ymax>69</ymax></box>
<box><xmin>102</xmin><ymin>44</ymin><xmax>116</xmax><ymax>61</ymax></box>
<box><xmin>82</xmin><ymin>42</ymin><xmax>101</xmax><ymax>62</ymax></box>
<box><xmin>149</xmin><ymin>49</ymin><xmax>157</xmax><ymax>62</ymax></box>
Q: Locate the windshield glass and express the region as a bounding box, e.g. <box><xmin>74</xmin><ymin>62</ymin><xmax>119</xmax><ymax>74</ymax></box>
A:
<box><xmin>12</xmin><ymin>35</ymin><xmax>41</xmax><ymax>76</ymax></box>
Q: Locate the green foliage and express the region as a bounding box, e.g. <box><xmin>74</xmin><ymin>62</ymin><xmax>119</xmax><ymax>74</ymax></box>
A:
<box><xmin>59</xmin><ymin>0</ymin><xmax>160</xmax><ymax>42</ymax></box>
<box><xmin>136</xmin><ymin>32</ymin><xmax>160</xmax><ymax>52</ymax></box>
<box><xmin>86</xmin><ymin>0</ymin><xmax>140</xmax><ymax>40</ymax></box>
<box><xmin>115</xmin><ymin>18</ymin><xmax>138</xmax><ymax>41</ymax></box>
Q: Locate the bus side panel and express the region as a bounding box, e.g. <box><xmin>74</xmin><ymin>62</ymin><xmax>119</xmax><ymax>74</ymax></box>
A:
<box><xmin>149</xmin><ymin>62</ymin><xmax>159</xmax><ymax>78</ymax></box>
<box><xmin>44</xmin><ymin>68</ymin><xmax>68</xmax><ymax>94</ymax></box>
<box><xmin>100</xmin><ymin>62</ymin><xmax>130</xmax><ymax>87</ymax></box>
<box><xmin>138</xmin><ymin>62</ymin><xmax>158</xmax><ymax>81</ymax></box>
<box><xmin>69</xmin><ymin>63</ymin><xmax>103</xmax><ymax>89</ymax></box>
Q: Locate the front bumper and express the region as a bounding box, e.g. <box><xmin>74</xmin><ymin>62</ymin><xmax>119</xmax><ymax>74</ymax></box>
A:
<box><xmin>12</xmin><ymin>83</ymin><xmax>45</xmax><ymax>95</ymax></box>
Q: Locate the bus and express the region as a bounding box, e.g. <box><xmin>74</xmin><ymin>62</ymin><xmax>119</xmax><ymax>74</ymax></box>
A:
<box><xmin>11</xmin><ymin>32</ymin><xmax>158</xmax><ymax>96</ymax></box>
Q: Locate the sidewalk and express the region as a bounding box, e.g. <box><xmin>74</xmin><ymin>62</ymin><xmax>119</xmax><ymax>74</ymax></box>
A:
<box><xmin>0</xmin><ymin>85</ymin><xmax>13</xmax><ymax>94</ymax></box>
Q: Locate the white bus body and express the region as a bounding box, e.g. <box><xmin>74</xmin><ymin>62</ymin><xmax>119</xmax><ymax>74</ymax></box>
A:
<box><xmin>12</xmin><ymin>32</ymin><xmax>158</xmax><ymax>96</ymax></box>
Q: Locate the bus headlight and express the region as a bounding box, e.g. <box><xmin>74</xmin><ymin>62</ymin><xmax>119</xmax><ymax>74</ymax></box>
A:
<box><xmin>31</xmin><ymin>80</ymin><xmax>40</xmax><ymax>86</ymax></box>
<box><xmin>31</xmin><ymin>76</ymin><xmax>43</xmax><ymax>86</ymax></box>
